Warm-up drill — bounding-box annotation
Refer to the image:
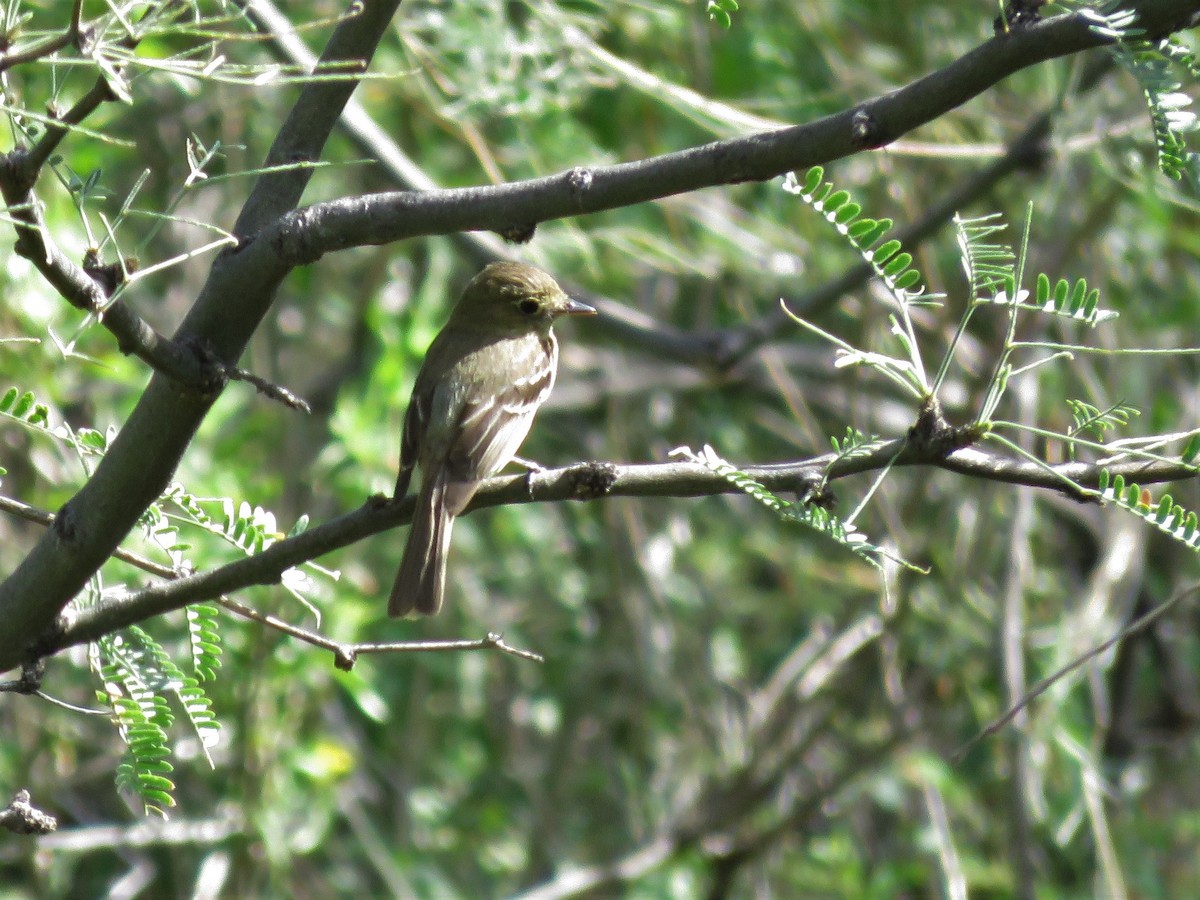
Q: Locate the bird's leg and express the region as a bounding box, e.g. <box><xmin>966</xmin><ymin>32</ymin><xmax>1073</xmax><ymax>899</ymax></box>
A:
<box><xmin>510</xmin><ymin>456</ymin><xmax>546</xmax><ymax>500</ymax></box>
<box><xmin>510</xmin><ymin>455</ymin><xmax>546</xmax><ymax>474</ymax></box>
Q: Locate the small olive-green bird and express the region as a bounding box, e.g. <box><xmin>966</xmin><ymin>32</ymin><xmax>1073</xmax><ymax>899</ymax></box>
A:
<box><xmin>389</xmin><ymin>262</ymin><xmax>596</xmax><ymax>617</ymax></box>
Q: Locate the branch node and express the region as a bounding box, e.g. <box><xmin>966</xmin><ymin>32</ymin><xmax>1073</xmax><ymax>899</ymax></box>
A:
<box><xmin>51</xmin><ymin>502</ymin><xmax>77</xmax><ymax>543</ymax></box>
<box><xmin>75</xmin><ymin>25</ymin><xmax>96</xmax><ymax>56</ymax></box>
<box><xmin>565</xmin><ymin>166</ymin><xmax>594</xmax><ymax>205</ymax></box>
<box><xmin>0</xmin><ymin>790</ymin><xmax>57</xmax><ymax>835</ymax></box>
<box><xmin>182</xmin><ymin>338</ymin><xmax>228</xmax><ymax>397</ymax></box>
<box><xmin>995</xmin><ymin>0</ymin><xmax>1046</xmax><ymax>35</ymax></box>
<box><xmin>0</xmin><ymin>659</ymin><xmax>44</xmax><ymax>694</ymax></box>
<box><xmin>565</xmin><ymin>461</ymin><xmax>620</xmax><ymax>500</ymax></box>
<box><xmin>498</xmin><ymin>222</ymin><xmax>537</xmax><ymax>244</ymax></box>
<box><xmin>906</xmin><ymin>396</ymin><xmax>981</xmax><ymax>458</ymax></box>
<box><xmin>81</xmin><ymin>247</ymin><xmax>128</xmax><ymax>298</ymax></box>
<box><xmin>850</xmin><ymin>106</ymin><xmax>885</xmax><ymax>150</ymax></box>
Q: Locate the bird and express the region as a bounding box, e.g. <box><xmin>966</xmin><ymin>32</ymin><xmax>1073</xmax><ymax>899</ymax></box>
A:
<box><xmin>388</xmin><ymin>261</ymin><xmax>596</xmax><ymax>617</ymax></box>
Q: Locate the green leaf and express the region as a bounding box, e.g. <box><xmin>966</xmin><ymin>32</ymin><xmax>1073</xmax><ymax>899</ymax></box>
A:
<box><xmin>1069</xmin><ymin>278</ymin><xmax>1087</xmax><ymax>314</ymax></box>
<box><xmin>12</xmin><ymin>391</ymin><xmax>33</xmax><ymax>418</ymax></box>
<box><xmin>1182</xmin><ymin>434</ymin><xmax>1200</xmax><ymax>464</ymax></box>
<box><xmin>882</xmin><ymin>252</ymin><xmax>912</xmax><ymax>278</ymax></box>
<box><xmin>834</xmin><ymin>201</ymin><xmax>861</xmax><ymax>224</ymax></box>
<box><xmin>824</xmin><ymin>190</ymin><xmax>850</xmax><ymax>212</ymax></box>
<box><xmin>1053</xmin><ymin>278</ymin><xmax>1069</xmax><ymax>310</ymax></box>
<box><xmin>873</xmin><ymin>240</ymin><xmax>901</xmax><ymax>264</ymax></box>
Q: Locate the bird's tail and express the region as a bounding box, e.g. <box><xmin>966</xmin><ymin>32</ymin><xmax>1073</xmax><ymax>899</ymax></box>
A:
<box><xmin>388</xmin><ymin>471</ymin><xmax>455</xmax><ymax>617</ymax></box>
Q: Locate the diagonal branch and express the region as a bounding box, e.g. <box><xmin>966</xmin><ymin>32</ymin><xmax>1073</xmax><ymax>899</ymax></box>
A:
<box><xmin>266</xmin><ymin>0</ymin><xmax>1200</xmax><ymax>264</ymax></box>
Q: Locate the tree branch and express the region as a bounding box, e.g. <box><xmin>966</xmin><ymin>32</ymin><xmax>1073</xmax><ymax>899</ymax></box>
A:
<box><xmin>269</xmin><ymin>1</ymin><xmax>1200</xmax><ymax>264</ymax></box>
<box><xmin>26</xmin><ymin>441</ymin><xmax>1197</xmax><ymax>660</ymax></box>
<box><xmin>0</xmin><ymin>789</ymin><xmax>57</xmax><ymax>836</ymax></box>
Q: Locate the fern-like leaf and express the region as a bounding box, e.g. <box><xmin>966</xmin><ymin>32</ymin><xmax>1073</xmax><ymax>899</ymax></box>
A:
<box><xmin>118</xmin><ymin>627</ymin><xmax>220</xmax><ymax>766</ymax></box>
<box><xmin>783</xmin><ymin>167</ymin><xmax>940</xmax><ymax>309</ymax></box>
<box><xmin>1098</xmin><ymin>469</ymin><xmax>1200</xmax><ymax>550</ymax></box>
<box><xmin>1070</xmin><ymin>2</ymin><xmax>1199</xmax><ymax>180</ymax></box>
<box><xmin>670</xmin><ymin>443</ymin><xmax>888</xmax><ymax>570</ymax></box>
<box><xmin>187</xmin><ymin>603</ymin><xmax>223</xmax><ymax>684</ymax></box>
<box><xmin>955</xmin><ymin>212</ymin><xmax>1015</xmax><ymax>300</ymax></box>
<box><xmin>1067</xmin><ymin>399</ymin><xmax>1139</xmax><ymax>441</ymax></box>
<box><xmin>0</xmin><ymin>386</ymin><xmax>50</xmax><ymax>429</ymax></box>
<box><xmin>829</xmin><ymin>427</ymin><xmax>878</xmax><ymax>459</ymax></box>
<box><xmin>91</xmin><ymin>640</ymin><xmax>177</xmax><ymax>817</ymax></box>
<box><xmin>88</xmin><ymin>613</ymin><xmax>230</xmax><ymax>815</ymax></box>
<box><xmin>986</xmin><ymin>274</ymin><xmax>1119</xmax><ymax>326</ymax></box>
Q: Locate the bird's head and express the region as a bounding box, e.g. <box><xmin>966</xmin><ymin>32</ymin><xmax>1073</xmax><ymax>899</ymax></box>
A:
<box><xmin>450</xmin><ymin>261</ymin><xmax>596</xmax><ymax>334</ymax></box>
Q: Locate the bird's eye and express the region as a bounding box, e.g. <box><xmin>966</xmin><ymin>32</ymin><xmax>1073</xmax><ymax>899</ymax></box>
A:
<box><xmin>518</xmin><ymin>299</ymin><xmax>540</xmax><ymax>316</ymax></box>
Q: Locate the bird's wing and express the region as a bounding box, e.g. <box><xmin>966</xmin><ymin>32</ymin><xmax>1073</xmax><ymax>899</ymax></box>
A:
<box><xmin>440</xmin><ymin>334</ymin><xmax>558</xmax><ymax>515</ymax></box>
<box><xmin>394</xmin><ymin>381</ymin><xmax>428</xmax><ymax>498</ymax></box>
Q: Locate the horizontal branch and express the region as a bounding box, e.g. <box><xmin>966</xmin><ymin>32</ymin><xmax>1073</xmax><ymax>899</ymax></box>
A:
<box><xmin>35</xmin><ymin>441</ymin><xmax>1198</xmax><ymax>659</ymax></box>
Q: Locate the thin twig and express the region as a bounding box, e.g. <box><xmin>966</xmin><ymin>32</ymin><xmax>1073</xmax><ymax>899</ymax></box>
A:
<box><xmin>954</xmin><ymin>582</ymin><xmax>1200</xmax><ymax>761</ymax></box>
<box><xmin>216</xmin><ymin>597</ymin><xmax>543</xmax><ymax>668</ymax></box>
<box><xmin>0</xmin><ymin>495</ymin><xmax>176</xmax><ymax>578</ymax></box>
<box><xmin>353</xmin><ymin>632</ymin><xmax>544</xmax><ymax>663</ymax></box>
<box><xmin>215</xmin><ymin>595</ymin><xmax>357</xmax><ymax>667</ymax></box>
<box><xmin>221</xmin><ymin>365</ymin><xmax>312</xmax><ymax>413</ymax></box>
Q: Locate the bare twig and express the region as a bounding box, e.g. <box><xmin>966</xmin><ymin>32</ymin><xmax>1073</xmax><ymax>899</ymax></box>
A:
<box><xmin>954</xmin><ymin>583</ymin><xmax>1200</xmax><ymax>761</ymax></box>
<box><xmin>216</xmin><ymin>596</ymin><xmax>543</xmax><ymax>668</ymax></box>
<box><xmin>352</xmin><ymin>632</ymin><xmax>544</xmax><ymax>664</ymax></box>
<box><xmin>220</xmin><ymin>365</ymin><xmax>312</xmax><ymax>414</ymax></box>
<box><xmin>24</xmin><ymin>77</ymin><xmax>116</xmax><ymax>176</ymax></box>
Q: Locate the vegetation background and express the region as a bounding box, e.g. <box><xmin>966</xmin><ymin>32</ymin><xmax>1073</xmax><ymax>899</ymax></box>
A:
<box><xmin>2</xmin><ymin>0</ymin><xmax>1200</xmax><ymax>896</ymax></box>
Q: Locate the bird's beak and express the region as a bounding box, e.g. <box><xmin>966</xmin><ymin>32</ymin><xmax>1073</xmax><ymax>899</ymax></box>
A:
<box><xmin>562</xmin><ymin>297</ymin><xmax>598</xmax><ymax>317</ymax></box>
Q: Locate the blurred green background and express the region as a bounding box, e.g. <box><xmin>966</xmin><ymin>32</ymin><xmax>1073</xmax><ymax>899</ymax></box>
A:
<box><xmin>2</xmin><ymin>0</ymin><xmax>1200</xmax><ymax>896</ymax></box>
